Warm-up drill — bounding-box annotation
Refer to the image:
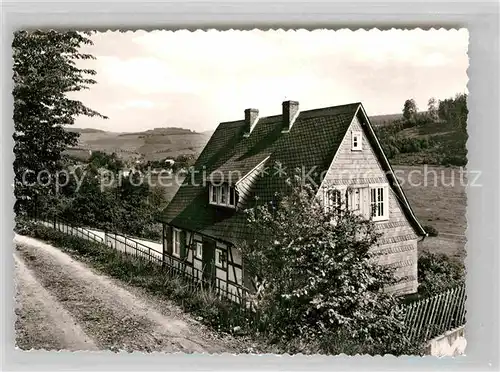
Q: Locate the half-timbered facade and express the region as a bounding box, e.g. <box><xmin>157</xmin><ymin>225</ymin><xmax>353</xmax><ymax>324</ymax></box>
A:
<box><xmin>159</xmin><ymin>101</ymin><xmax>427</xmax><ymax>300</ymax></box>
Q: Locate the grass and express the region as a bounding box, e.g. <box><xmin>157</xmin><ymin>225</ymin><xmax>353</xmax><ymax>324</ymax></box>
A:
<box><xmin>393</xmin><ymin>165</ymin><xmax>467</xmax><ymax>261</ymax></box>
<box><xmin>70</xmin><ymin>127</ymin><xmax>210</xmax><ymax>162</ymax></box>
<box><xmin>16</xmin><ymin>221</ymin><xmax>262</xmax><ymax>353</ymax></box>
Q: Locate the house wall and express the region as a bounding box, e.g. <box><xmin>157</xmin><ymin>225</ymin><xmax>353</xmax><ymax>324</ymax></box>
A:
<box><xmin>318</xmin><ymin>113</ymin><xmax>419</xmax><ymax>295</ymax></box>
<box><xmin>163</xmin><ymin>224</ymin><xmax>245</xmax><ymax>302</ymax></box>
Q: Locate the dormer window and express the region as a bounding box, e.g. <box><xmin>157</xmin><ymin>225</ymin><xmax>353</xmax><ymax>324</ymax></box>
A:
<box><xmin>351</xmin><ymin>131</ymin><xmax>362</xmax><ymax>151</ymax></box>
<box><xmin>211</xmin><ymin>185</ymin><xmax>217</xmax><ymax>203</ymax></box>
<box><xmin>209</xmin><ymin>183</ymin><xmax>237</xmax><ymax>208</ymax></box>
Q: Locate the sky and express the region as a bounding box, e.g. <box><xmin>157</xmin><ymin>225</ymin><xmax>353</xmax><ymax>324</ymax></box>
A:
<box><xmin>71</xmin><ymin>29</ymin><xmax>469</xmax><ymax>133</ymax></box>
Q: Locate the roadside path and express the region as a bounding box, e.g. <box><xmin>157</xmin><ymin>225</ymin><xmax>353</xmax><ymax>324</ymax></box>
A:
<box><xmin>14</xmin><ymin>234</ymin><xmax>232</xmax><ymax>353</ymax></box>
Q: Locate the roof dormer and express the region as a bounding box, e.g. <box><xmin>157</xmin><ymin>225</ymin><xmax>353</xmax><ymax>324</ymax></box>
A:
<box><xmin>209</xmin><ymin>183</ymin><xmax>237</xmax><ymax>209</ymax></box>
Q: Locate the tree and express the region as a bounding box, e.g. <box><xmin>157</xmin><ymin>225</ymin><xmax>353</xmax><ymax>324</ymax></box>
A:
<box><xmin>89</xmin><ymin>151</ymin><xmax>124</xmax><ymax>174</ymax></box>
<box><xmin>402</xmin><ymin>99</ymin><xmax>418</xmax><ymax>123</ymax></box>
<box><xmin>427</xmin><ymin>97</ymin><xmax>439</xmax><ymax>121</ymax></box>
<box><xmin>242</xmin><ymin>169</ymin><xmax>411</xmax><ymax>354</ymax></box>
<box><xmin>63</xmin><ymin>165</ymin><xmax>117</xmax><ymax>230</ymax></box>
<box><xmin>438</xmin><ymin>93</ymin><xmax>468</xmax><ymax>129</ymax></box>
<box><xmin>13</xmin><ymin>30</ymin><xmax>107</xmax><ymax>215</ymax></box>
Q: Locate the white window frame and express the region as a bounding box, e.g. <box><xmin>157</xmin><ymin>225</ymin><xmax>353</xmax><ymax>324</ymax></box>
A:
<box><xmin>209</xmin><ymin>183</ymin><xmax>236</xmax><ymax>209</ymax></box>
<box><xmin>220</xmin><ymin>184</ymin><xmax>227</xmax><ymax>204</ymax></box>
<box><xmin>195</xmin><ymin>242</ymin><xmax>203</xmax><ymax>259</ymax></box>
<box><xmin>210</xmin><ymin>184</ymin><xmax>217</xmax><ymax>204</ymax></box>
<box><xmin>351</xmin><ymin>130</ymin><xmax>362</xmax><ymax>151</ymax></box>
<box><xmin>324</xmin><ymin>187</ymin><xmax>343</xmax><ymax>213</ymax></box>
<box><xmin>172</xmin><ymin>228</ymin><xmax>181</xmax><ymax>257</ymax></box>
<box><xmin>369</xmin><ymin>184</ymin><xmax>389</xmax><ymax>221</ymax></box>
<box><xmin>215</xmin><ymin>248</ymin><xmax>226</xmax><ymax>269</ymax></box>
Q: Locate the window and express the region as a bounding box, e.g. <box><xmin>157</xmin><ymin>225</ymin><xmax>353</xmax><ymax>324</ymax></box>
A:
<box><xmin>370</xmin><ymin>186</ymin><xmax>388</xmax><ymax>221</ymax></box>
<box><xmin>324</xmin><ymin>188</ymin><xmax>342</xmax><ymax>213</ymax></box>
<box><xmin>351</xmin><ymin>131</ymin><xmax>362</xmax><ymax>151</ymax></box>
<box><xmin>210</xmin><ymin>184</ymin><xmax>217</xmax><ymax>203</ymax></box>
<box><xmin>215</xmin><ymin>248</ymin><xmax>226</xmax><ymax>268</ymax></box>
<box><xmin>172</xmin><ymin>228</ymin><xmax>181</xmax><ymax>257</ymax></box>
<box><xmin>209</xmin><ymin>183</ymin><xmax>237</xmax><ymax>208</ymax></box>
<box><xmin>229</xmin><ymin>186</ymin><xmax>235</xmax><ymax>206</ymax></box>
<box><xmin>220</xmin><ymin>184</ymin><xmax>227</xmax><ymax>204</ymax></box>
<box><xmin>351</xmin><ymin>188</ymin><xmax>361</xmax><ymax>211</ymax></box>
<box><xmin>195</xmin><ymin>242</ymin><xmax>203</xmax><ymax>259</ymax></box>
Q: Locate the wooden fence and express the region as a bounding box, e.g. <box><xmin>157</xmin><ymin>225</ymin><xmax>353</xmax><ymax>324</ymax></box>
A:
<box><xmin>402</xmin><ymin>284</ymin><xmax>466</xmax><ymax>342</ymax></box>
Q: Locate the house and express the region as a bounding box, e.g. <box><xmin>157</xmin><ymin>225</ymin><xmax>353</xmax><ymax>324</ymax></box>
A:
<box><xmin>159</xmin><ymin>101</ymin><xmax>427</xmax><ymax>300</ymax></box>
<box><xmin>164</xmin><ymin>158</ymin><xmax>175</xmax><ymax>166</ymax></box>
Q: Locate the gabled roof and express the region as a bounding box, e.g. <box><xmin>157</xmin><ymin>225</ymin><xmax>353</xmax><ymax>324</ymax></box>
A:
<box><xmin>159</xmin><ymin>102</ymin><xmax>426</xmax><ymax>245</ymax></box>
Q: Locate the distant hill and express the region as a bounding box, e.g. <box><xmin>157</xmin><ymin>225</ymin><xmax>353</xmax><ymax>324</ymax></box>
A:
<box><xmin>369</xmin><ymin>112</ymin><xmax>427</xmax><ymax>126</ymax></box>
<box><xmin>66</xmin><ymin>127</ymin><xmax>108</xmax><ymax>134</ymax></box>
<box><xmin>65</xmin><ymin>127</ymin><xmax>211</xmax><ymax>162</ymax></box>
<box><xmin>66</xmin><ymin>108</ymin><xmax>466</xmax><ymax>168</ymax></box>
<box><xmin>369</xmin><ymin>113</ymin><xmax>404</xmax><ymax>126</ymax></box>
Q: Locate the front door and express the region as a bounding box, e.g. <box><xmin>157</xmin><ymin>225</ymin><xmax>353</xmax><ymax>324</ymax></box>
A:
<box><xmin>202</xmin><ymin>238</ymin><xmax>216</xmax><ymax>285</ymax></box>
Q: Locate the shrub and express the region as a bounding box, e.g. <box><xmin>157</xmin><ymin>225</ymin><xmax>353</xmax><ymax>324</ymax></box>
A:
<box><xmin>15</xmin><ymin>217</ymin><xmax>39</xmax><ymax>236</ymax></box>
<box><xmin>417</xmin><ymin>251</ymin><xmax>465</xmax><ymax>297</ymax></box>
<box><xmin>242</xmin><ymin>168</ymin><xmax>411</xmax><ymax>355</ymax></box>
<box><xmin>423</xmin><ymin>225</ymin><xmax>439</xmax><ymax>237</ymax></box>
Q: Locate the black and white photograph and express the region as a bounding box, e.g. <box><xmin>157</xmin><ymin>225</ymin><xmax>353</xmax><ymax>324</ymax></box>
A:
<box><xmin>12</xmin><ymin>28</ymin><xmax>469</xmax><ymax>356</ymax></box>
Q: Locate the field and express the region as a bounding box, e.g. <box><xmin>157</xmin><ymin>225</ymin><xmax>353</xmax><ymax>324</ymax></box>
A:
<box><xmin>370</xmin><ymin>112</ymin><xmax>425</xmax><ymax>126</ymax></box>
<box><xmin>393</xmin><ymin>165</ymin><xmax>467</xmax><ymax>261</ymax></box>
<box><xmin>66</xmin><ymin>127</ymin><xmax>210</xmax><ymax>162</ymax></box>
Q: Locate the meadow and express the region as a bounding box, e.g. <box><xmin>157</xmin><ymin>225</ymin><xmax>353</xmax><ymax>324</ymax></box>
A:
<box><xmin>393</xmin><ymin>165</ymin><xmax>467</xmax><ymax>261</ymax></box>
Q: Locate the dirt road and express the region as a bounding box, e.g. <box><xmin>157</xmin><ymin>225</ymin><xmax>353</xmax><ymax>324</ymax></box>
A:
<box><xmin>14</xmin><ymin>235</ymin><xmax>232</xmax><ymax>353</ymax></box>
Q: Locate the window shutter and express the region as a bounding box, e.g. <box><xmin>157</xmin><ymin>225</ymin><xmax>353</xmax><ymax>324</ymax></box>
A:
<box><xmin>165</xmin><ymin>226</ymin><xmax>173</xmax><ymax>255</ymax></box>
<box><xmin>361</xmin><ymin>187</ymin><xmax>369</xmax><ymax>219</ymax></box>
<box><xmin>383</xmin><ymin>187</ymin><xmax>389</xmax><ymax>219</ymax></box>
<box><xmin>180</xmin><ymin>230</ymin><xmax>187</xmax><ymax>259</ymax></box>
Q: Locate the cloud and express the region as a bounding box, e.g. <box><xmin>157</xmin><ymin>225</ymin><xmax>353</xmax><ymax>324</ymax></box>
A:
<box><xmin>111</xmin><ymin>100</ymin><xmax>157</xmax><ymax>110</ymax></box>
<box><xmin>72</xmin><ymin>29</ymin><xmax>469</xmax><ymax>132</ymax></box>
<box><xmin>98</xmin><ymin>56</ymin><xmax>202</xmax><ymax>94</ymax></box>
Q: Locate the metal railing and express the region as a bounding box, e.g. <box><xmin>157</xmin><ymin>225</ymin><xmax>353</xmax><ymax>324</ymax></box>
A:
<box><xmin>29</xmin><ymin>212</ymin><xmax>465</xmax><ymax>334</ymax></box>
<box><xmin>105</xmin><ymin>231</ymin><xmax>163</xmax><ymax>265</ymax></box>
<box><xmin>36</xmin><ymin>214</ymin><xmax>104</xmax><ymax>244</ymax></box>
<box><xmin>30</xmin><ymin>213</ymin><xmax>252</xmax><ymax>307</ymax></box>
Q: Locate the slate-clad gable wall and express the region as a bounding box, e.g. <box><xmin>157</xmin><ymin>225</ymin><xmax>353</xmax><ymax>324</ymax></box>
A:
<box><xmin>319</xmin><ymin>113</ymin><xmax>418</xmax><ymax>295</ymax></box>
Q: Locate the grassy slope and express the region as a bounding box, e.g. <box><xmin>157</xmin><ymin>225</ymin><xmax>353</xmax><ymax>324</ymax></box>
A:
<box><xmin>68</xmin><ymin>128</ymin><xmax>211</xmax><ymax>162</ymax></box>
<box><xmin>393</xmin><ymin>165</ymin><xmax>466</xmax><ymax>261</ymax></box>
<box><xmin>370</xmin><ymin>113</ymin><xmax>468</xmax><ymax>166</ymax></box>
<box><xmin>372</xmin><ymin>113</ymin><xmax>467</xmax><ymax>259</ymax></box>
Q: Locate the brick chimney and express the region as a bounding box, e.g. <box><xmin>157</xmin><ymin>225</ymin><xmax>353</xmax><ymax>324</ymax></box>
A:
<box><xmin>244</xmin><ymin>108</ymin><xmax>259</xmax><ymax>137</ymax></box>
<box><xmin>282</xmin><ymin>100</ymin><xmax>299</xmax><ymax>132</ymax></box>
